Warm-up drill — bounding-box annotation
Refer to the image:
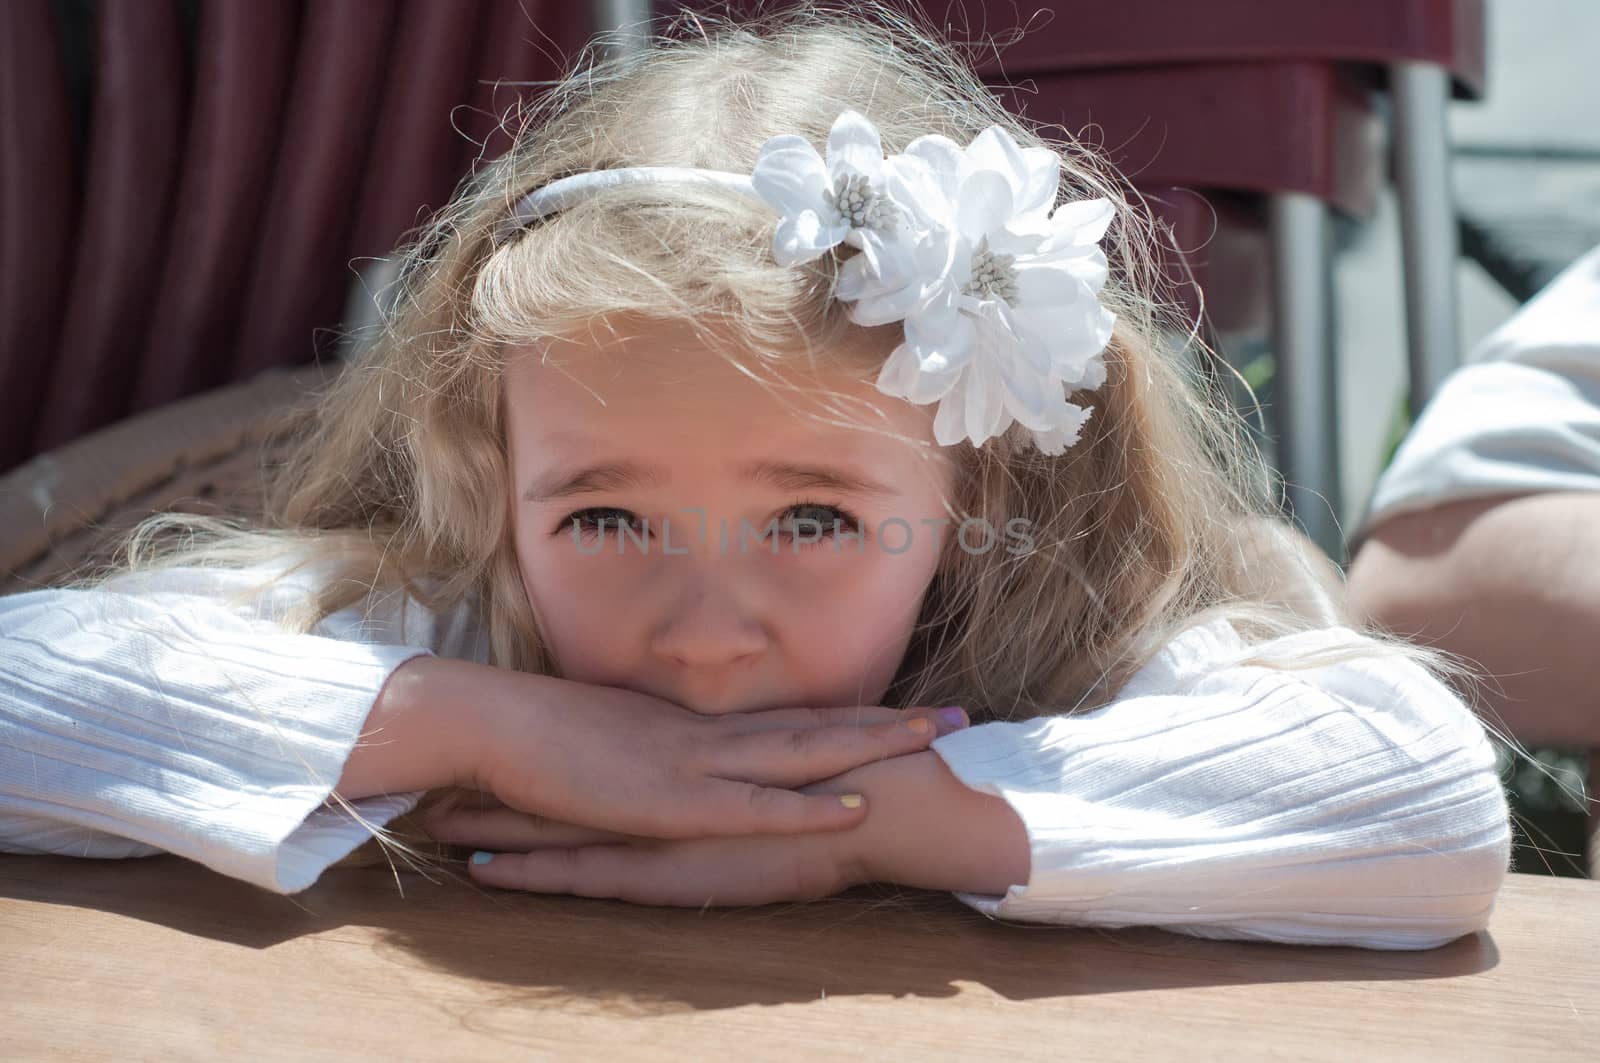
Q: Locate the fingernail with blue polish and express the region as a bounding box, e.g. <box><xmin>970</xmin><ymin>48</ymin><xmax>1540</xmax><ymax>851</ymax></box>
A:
<box><xmin>471</xmin><ymin>851</ymin><xmax>495</xmax><ymax>866</ymax></box>
<box><xmin>939</xmin><ymin>706</ymin><xmax>969</xmax><ymax>729</ymax></box>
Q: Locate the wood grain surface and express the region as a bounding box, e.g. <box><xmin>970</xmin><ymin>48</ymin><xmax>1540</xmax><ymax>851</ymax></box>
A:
<box><xmin>1</xmin><ymin>855</ymin><xmax>1594</xmax><ymax>1061</ymax></box>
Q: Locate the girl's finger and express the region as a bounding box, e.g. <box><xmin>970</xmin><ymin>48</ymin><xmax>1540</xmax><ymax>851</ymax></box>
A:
<box><xmin>419</xmin><ymin>806</ymin><xmax>633</xmax><ymax>850</ymax></box>
<box><xmin>676</xmin><ymin>779</ymin><xmax>869</xmax><ymax>837</ymax></box>
<box><xmin>705</xmin><ymin>717</ymin><xmax>944</xmax><ymax>788</ymax></box>
<box><xmin>469</xmin><ymin>845</ymin><xmax>661</xmax><ymax>901</ymax></box>
<box><xmin>466</xmin><ymin>838</ymin><xmax>843</xmax><ymax>906</ymax></box>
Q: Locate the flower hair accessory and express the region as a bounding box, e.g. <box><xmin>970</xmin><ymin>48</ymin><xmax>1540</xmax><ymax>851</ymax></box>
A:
<box><xmin>502</xmin><ymin>110</ymin><xmax>1117</xmax><ymax>454</ymax></box>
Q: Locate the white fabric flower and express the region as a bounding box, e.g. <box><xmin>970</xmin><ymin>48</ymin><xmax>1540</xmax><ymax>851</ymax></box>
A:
<box><xmin>750</xmin><ymin>110</ymin><xmax>925</xmax><ymax>288</ymax></box>
<box><xmin>841</xmin><ymin>126</ymin><xmax>1118</xmax><ymax>453</ymax></box>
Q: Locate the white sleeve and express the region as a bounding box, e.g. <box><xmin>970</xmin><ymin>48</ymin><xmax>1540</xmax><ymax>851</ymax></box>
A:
<box><xmin>0</xmin><ymin>562</ymin><xmax>475</xmax><ymax>894</ymax></box>
<box><xmin>927</xmin><ymin>622</ymin><xmax>1513</xmax><ymax>950</ymax></box>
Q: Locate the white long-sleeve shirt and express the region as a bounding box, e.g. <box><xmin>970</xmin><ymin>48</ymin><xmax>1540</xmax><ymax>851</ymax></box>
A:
<box><xmin>0</xmin><ymin>558</ymin><xmax>1511</xmax><ymax>949</ymax></box>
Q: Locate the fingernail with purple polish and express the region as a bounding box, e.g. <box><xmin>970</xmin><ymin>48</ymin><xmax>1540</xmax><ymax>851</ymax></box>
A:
<box><xmin>939</xmin><ymin>706</ymin><xmax>969</xmax><ymax>730</ymax></box>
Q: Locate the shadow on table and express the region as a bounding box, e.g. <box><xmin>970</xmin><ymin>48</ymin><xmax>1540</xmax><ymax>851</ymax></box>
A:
<box><xmin>2</xmin><ymin>853</ymin><xmax>1498</xmax><ymax>1013</ymax></box>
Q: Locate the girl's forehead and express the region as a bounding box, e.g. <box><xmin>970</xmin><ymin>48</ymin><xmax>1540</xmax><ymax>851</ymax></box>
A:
<box><xmin>503</xmin><ymin>321</ymin><xmax>932</xmax><ymax>441</ymax></box>
<box><xmin>505</xmin><ymin>314</ymin><xmax>881</xmax><ymax>381</ymax></box>
<box><xmin>501</xmin><ymin>326</ymin><xmax>955</xmax><ymax>483</ymax></box>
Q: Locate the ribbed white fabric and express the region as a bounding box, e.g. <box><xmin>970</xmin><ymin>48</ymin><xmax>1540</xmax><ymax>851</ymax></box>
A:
<box><xmin>0</xmin><ymin>560</ymin><xmax>1510</xmax><ymax>948</ymax></box>
<box><xmin>1357</xmin><ymin>241</ymin><xmax>1600</xmax><ymax>540</ymax></box>
<box><xmin>0</xmin><ymin>561</ymin><xmax>485</xmax><ymax>893</ymax></box>
<box><xmin>934</xmin><ymin>623</ymin><xmax>1510</xmax><ymax>948</ymax></box>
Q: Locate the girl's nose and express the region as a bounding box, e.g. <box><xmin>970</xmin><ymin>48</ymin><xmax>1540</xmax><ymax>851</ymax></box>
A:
<box><xmin>649</xmin><ymin>578</ymin><xmax>769</xmax><ymax>671</ymax></box>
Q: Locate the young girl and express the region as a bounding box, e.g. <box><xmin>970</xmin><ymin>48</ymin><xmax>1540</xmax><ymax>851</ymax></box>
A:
<box><xmin>0</xmin><ymin>4</ymin><xmax>1510</xmax><ymax>949</ymax></box>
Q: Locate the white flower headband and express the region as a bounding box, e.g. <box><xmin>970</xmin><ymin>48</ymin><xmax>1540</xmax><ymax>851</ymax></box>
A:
<box><xmin>500</xmin><ymin>110</ymin><xmax>1118</xmax><ymax>454</ymax></box>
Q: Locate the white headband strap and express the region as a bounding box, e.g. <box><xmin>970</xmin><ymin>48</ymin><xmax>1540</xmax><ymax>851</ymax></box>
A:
<box><xmin>499</xmin><ymin>167</ymin><xmax>762</xmax><ymax>239</ymax></box>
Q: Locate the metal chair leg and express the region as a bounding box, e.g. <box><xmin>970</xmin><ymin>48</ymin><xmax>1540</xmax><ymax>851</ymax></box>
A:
<box><xmin>1390</xmin><ymin>61</ymin><xmax>1463</xmax><ymax>416</ymax></box>
<box><xmin>1268</xmin><ymin>192</ymin><xmax>1344</xmax><ymax>562</ymax></box>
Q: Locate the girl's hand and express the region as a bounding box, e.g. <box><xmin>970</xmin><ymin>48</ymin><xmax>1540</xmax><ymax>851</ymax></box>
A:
<box><xmin>461</xmin><ymin>663</ymin><xmax>968</xmax><ymax>841</ymax></box>
<box><xmin>418</xmin><ymin>791</ymin><xmax>864</xmax><ymax>905</ymax></box>
<box><xmin>428</xmin><ymin>747</ymin><xmax>1030</xmax><ymax>905</ymax></box>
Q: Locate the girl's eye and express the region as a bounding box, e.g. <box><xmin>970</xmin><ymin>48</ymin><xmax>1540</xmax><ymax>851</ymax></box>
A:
<box><xmin>777</xmin><ymin>501</ymin><xmax>863</xmax><ymax>548</ymax></box>
<box><xmin>558</xmin><ymin>507</ymin><xmax>648</xmax><ymax>541</ymax></box>
<box><xmin>553</xmin><ymin>502</ymin><xmax>863</xmax><ymax>550</ymax></box>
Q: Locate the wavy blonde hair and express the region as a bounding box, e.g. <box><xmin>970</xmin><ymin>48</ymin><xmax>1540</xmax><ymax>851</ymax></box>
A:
<box><xmin>96</xmin><ymin>2</ymin><xmax>1478</xmax><ymax>876</ymax></box>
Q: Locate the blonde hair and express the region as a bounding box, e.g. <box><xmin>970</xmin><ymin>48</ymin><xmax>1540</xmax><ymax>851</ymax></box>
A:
<box><xmin>93</xmin><ymin>2</ymin><xmax>1481</xmax><ymax>876</ymax></box>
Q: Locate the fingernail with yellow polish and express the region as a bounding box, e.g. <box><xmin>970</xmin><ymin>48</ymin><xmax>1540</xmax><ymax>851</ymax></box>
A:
<box><xmin>839</xmin><ymin>794</ymin><xmax>864</xmax><ymax>809</ymax></box>
<box><xmin>906</xmin><ymin>717</ymin><xmax>932</xmax><ymax>735</ymax></box>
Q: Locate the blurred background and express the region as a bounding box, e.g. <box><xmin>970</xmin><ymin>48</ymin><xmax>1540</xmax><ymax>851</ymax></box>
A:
<box><xmin>1334</xmin><ymin>0</ymin><xmax>1600</xmax><ymax>534</ymax></box>
<box><xmin>2</xmin><ymin>0</ymin><xmax>1595</xmax><ymax>871</ymax></box>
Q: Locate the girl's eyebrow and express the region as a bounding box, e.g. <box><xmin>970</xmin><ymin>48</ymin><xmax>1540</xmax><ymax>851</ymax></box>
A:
<box><xmin>522</xmin><ymin>459</ymin><xmax>899</xmax><ymax>503</ymax></box>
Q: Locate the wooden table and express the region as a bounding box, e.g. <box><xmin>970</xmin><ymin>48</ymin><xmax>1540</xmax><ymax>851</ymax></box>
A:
<box><xmin>2</xmin><ymin>856</ymin><xmax>1594</xmax><ymax>1060</ymax></box>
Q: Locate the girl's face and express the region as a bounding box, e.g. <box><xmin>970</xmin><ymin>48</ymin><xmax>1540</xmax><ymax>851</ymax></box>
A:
<box><xmin>502</xmin><ymin>317</ymin><xmax>959</xmax><ymax>716</ymax></box>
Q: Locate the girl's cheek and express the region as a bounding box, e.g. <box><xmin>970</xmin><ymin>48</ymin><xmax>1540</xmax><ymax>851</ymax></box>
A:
<box><xmin>517</xmin><ymin>555</ymin><xmax>644</xmax><ymax>683</ymax></box>
<box><xmin>515</xmin><ymin>534</ymin><xmax>632</xmax><ymax>620</ymax></box>
<box><xmin>779</xmin><ymin>547</ymin><xmax>937</xmax><ymax>645</ymax></box>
